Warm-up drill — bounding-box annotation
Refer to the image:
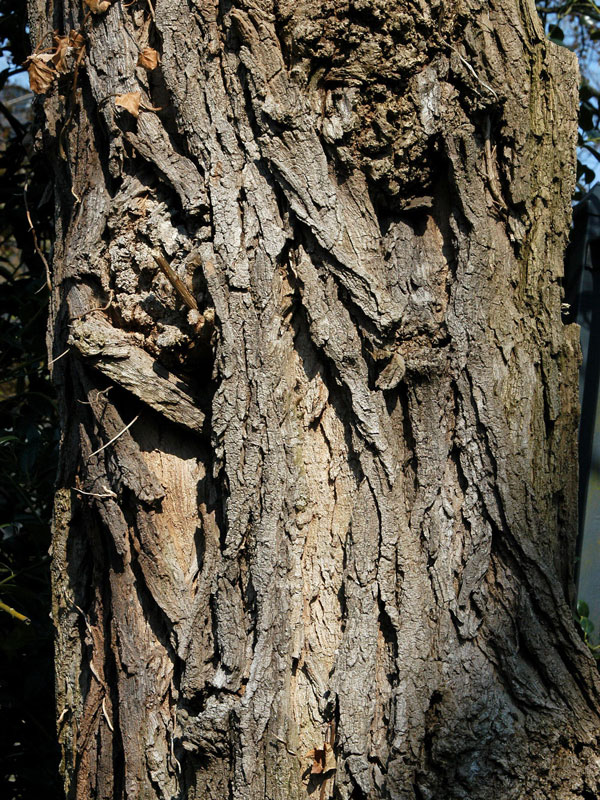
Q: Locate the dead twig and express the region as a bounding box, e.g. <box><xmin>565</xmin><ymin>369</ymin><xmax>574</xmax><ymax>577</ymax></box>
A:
<box><xmin>76</xmin><ymin>387</ymin><xmax>113</xmax><ymax>406</ymax></box>
<box><xmin>88</xmin><ymin>414</ymin><xmax>140</xmax><ymax>458</ymax></box>
<box><xmin>70</xmin><ymin>291</ymin><xmax>114</xmax><ymax>322</ymax></box>
<box><xmin>440</xmin><ymin>37</ymin><xmax>498</xmax><ymax>99</ymax></box>
<box><xmin>72</xmin><ymin>486</ymin><xmax>117</xmax><ymax>498</ymax></box>
<box><xmin>153</xmin><ymin>253</ymin><xmax>198</xmax><ymax>310</ymax></box>
<box><xmin>48</xmin><ymin>347</ymin><xmax>71</xmax><ymax>366</ymax></box>
<box><xmin>0</xmin><ymin>599</ymin><xmax>31</xmax><ymax>625</ymax></box>
<box><xmin>483</xmin><ymin>116</ymin><xmax>507</xmax><ymax>211</ymax></box>
<box><xmin>24</xmin><ymin>180</ymin><xmax>51</xmax><ymax>290</ymax></box>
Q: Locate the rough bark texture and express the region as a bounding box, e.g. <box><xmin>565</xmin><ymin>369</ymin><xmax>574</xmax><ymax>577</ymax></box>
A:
<box><xmin>28</xmin><ymin>0</ymin><xmax>600</xmax><ymax>797</ymax></box>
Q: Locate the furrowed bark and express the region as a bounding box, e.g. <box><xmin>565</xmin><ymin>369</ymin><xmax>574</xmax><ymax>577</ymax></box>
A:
<box><xmin>28</xmin><ymin>0</ymin><xmax>600</xmax><ymax>797</ymax></box>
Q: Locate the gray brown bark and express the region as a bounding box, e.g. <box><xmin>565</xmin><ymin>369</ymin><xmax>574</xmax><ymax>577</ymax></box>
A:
<box><xmin>27</xmin><ymin>0</ymin><xmax>600</xmax><ymax>797</ymax></box>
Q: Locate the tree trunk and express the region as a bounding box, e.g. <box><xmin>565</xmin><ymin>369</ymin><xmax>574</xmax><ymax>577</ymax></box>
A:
<box><xmin>27</xmin><ymin>0</ymin><xmax>600</xmax><ymax>797</ymax></box>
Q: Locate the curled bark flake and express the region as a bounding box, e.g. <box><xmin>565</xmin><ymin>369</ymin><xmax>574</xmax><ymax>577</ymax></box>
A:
<box><xmin>69</xmin><ymin>316</ymin><xmax>206</xmax><ymax>432</ymax></box>
<box><xmin>375</xmin><ymin>352</ymin><xmax>406</xmax><ymax>391</ymax></box>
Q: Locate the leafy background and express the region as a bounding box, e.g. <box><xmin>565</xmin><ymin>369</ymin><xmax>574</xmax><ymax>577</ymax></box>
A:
<box><xmin>0</xmin><ymin>2</ymin><xmax>599</xmax><ymax>799</ymax></box>
<box><xmin>0</xmin><ymin>2</ymin><xmax>60</xmax><ymax>796</ymax></box>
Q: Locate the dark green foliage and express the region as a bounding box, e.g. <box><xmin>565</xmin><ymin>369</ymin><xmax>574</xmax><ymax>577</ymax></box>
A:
<box><xmin>577</xmin><ymin>81</ymin><xmax>600</xmax><ymax>189</ymax></box>
<box><xmin>0</xmin><ymin>137</ymin><xmax>62</xmax><ymax>800</ymax></box>
<box><xmin>576</xmin><ymin>600</ymin><xmax>600</xmax><ymax>658</ymax></box>
<box><xmin>0</xmin><ymin>9</ymin><xmax>62</xmax><ymax>800</ymax></box>
<box><xmin>0</xmin><ymin>0</ymin><xmax>27</xmax><ymax>63</ymax></box>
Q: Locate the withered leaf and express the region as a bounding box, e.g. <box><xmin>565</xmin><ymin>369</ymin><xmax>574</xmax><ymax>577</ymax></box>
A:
<box><xmin>306</xmin><ymin>748</ymin><xmax>325</xmax><ymax>775</ymax></box>
<box><xmin>306</xmin><ymin>743</ymin><xmax>336</xmax><ymax>775</ymax></box>
<box><xmin>322</xmin><ymin>742</ymin><xmax>336</xmax><ymax>773</ymax></box>
<box><xmin>69</xmin><ymin>30</ymin><xmax>86</xmax><ymax>49</ymax></box>
<box><xmin>115</xmin><ymin>91</ymin><xmax>141</xmax><ymax>118</ymax></box>
<box><xmin>24</xmin><ymin>53</ymin><xmax>56</xmax><ymax>95</ymax></box>
<box><xmin>52</xmin><ymin>36</ymin><xmax>73</xmax><ymax>73</ymax></box>
<box><xmin>52</xmin><ymin>37</ymin><xmax>69</xmax><ymax>73</ymax></box>
<box><xmin>84</xmin><ymin>0</ymin><xmax>112</xmax><ymax>14</ymax></box>
<box><xmin>52</xmin><ymin>31</ymin><xmax>85</xmax><ymax>74</ymax></box>
<box><xmin>137</xmin><ymin>47</ymin><xmax>159</xmax><ymax>71</ymax></box>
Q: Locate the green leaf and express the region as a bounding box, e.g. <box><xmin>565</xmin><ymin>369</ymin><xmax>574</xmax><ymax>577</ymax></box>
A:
<box><xmin>548</xmin><ymin>24</ymin><xmax>564</xmax><ymax>41</ymax></box>
<box><xmin>581</xmin><ymin>617</ymin><xmax>594</xmax><ymax>635</ymax></box>
<box><xmin>579</xmin><ymin>101</ymin><xmax>597</xmax><ymax>132</ymax></box>
<box><xmin>576</xmin><ymin>161</ymin><xmax>596</xmax><ymax>184</ymax></box>
<box><xmin>578</xmin><ymin>599</ymin><xmax>590</xmax><ymax>618</ymax></box>
<box><xmin>581</xmin><ymin>83</ymin><xmax>596</xmax><ymax>103</ymax></box>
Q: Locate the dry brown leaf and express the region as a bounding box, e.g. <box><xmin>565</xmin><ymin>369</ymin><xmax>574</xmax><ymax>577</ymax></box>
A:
<box><xmin>52</xmin><ymin>37</ymin><xmax>69</xmax><ymax>73</ymax></box>
<box><xmin>115</xmin><ymin>91</ymin><xmax>142</xmax><ymax>117</ymax></box>
<box><xmin>52</xmin><ymin>35</ymin><xmax>71</xmax><ymax>73</ymax></box>
<box><xmin>24</xmin><ymin>53</ymin><xmax>56</xmax><ymax>95</ymax></box>
<box><xmin>305</xmin><ymin>748</ymin><xmax>324</xmax><ymax>775</ymax></box>
<box><xmin>322</xmin><ymin>742</ymin><xmax>336</xmax><ymax>773</ymax></box>
<box><xmin>137</xmin><ymin>47</ymin><xmax>159</xmax><ymax>71</ymax></box>
<box><xmin>52</xmin><ymin>30</ymin><xmax>85</xmax><ymax>73</ymax></box>
<box><xmin>69</xmin><ymin>30</ymin><xmax>86</xmax><ymax>49</ymax></box>
<box><xmin>84</xmin><ymin>0</ymin><xmax>112</xmax><ymax>14</ymax></box>
<box><xmin>305</xmin><ymin>743</ymin><xmax>336</xmax><ymax>775</ymax></box>
<box><xmin>141</xmin><ymin>101</ymin><xmax>163</xmax><ymax>112</ymax></box>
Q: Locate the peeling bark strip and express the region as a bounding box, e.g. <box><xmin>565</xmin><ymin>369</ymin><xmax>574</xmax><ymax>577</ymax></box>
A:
<box><xmin>29</xmin><ymin>0</ymin><xmax>600</xmax><ymax>796</ymax></box>
<box><xmin>69</xmin><ymin>315</ymin><xmax>206</xmax><ymax>430</ymax></box>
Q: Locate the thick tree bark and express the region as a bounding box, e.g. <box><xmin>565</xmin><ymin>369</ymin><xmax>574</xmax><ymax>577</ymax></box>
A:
<box><xmin>27</xmin><ymin>0</ymin><xmax>600</xmax><ymax>797</ymax></box>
